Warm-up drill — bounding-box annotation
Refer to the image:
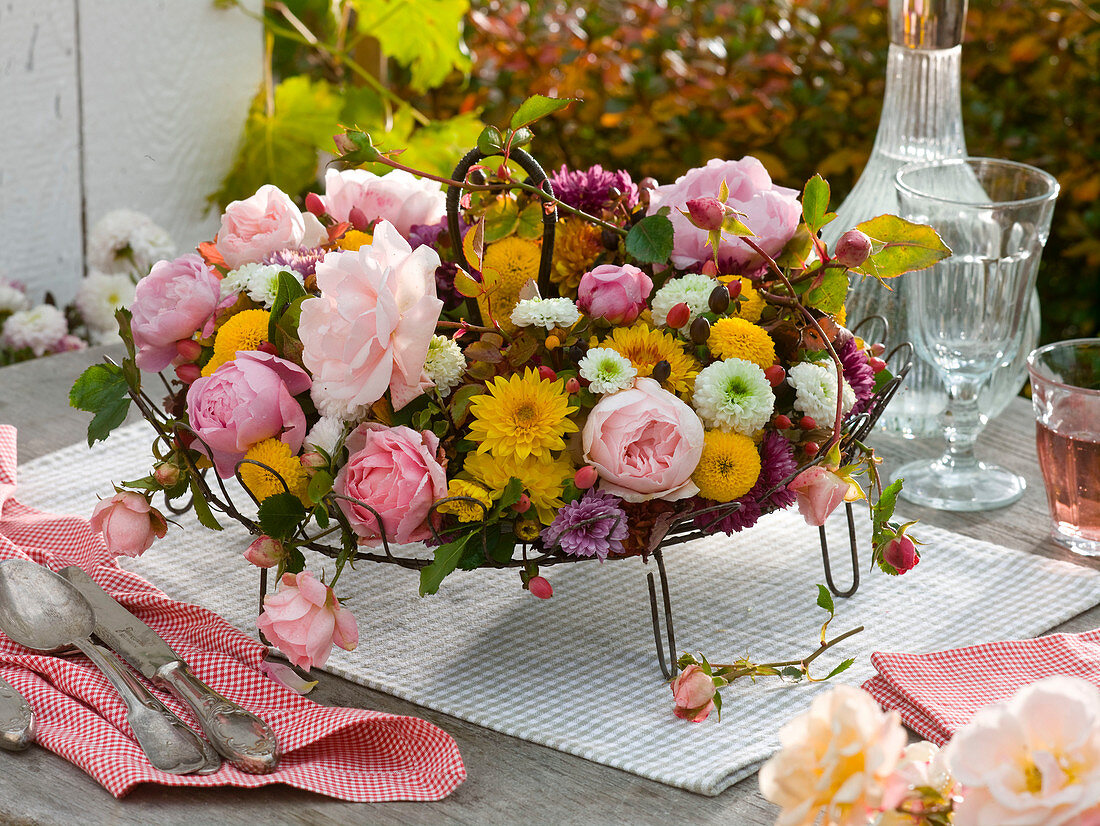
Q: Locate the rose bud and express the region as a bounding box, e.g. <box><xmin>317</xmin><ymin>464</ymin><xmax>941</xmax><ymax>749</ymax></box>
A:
<box><xmin>175</xmin><ymin>338</ymin><xmax>203</xmax><ymax>362</ymax></box>
<box><xmin>684</xmin><ymin>196</ymin><xmax>725</xmax><ymax>232</ymax></box>
<box><xmin>670</xmin><ymin>663</ymin><xmax>717</xmax><ymax>722</ymax></box>
<box><xmin>651</xmin><ymin>359</ymin><xmax>672</xmax><ymax>384</ymax></box>
<box><xmin>869</xmin><ymin>356</ymin><xmax>887</xmax><ymax>374</ymax></box>
<box><xmin>153</xmin><ymin>462</ymin><xmax>181</xmax><ymax>488</ymax></box>
<box><xmin>870</xmin><ymin>342</ymin><xmax>886</xmax><ymax>357</ymax></box>
<box><xmin>884</xmin><ymin>534</ymin><xmax>919</xmax><ymax>573</ymax></box>
<box><xmin>577</xmin><ymin>264</ymin><xmax>653</xmax><ymax>325</ymax></box>
<box><xmin>764</xmin><ymin>364</ymin><xmax>786</xmax><ymax>387</ymax></box>
<box><xmin>244</xmin><ymin>535</ymin><xmax>286</xmax><ymax>569</ymax></box>
<box><xmin>689</xmin><ymin>316</ymin><xmax>711</xmax><ymax>345</ymax></box>
<box><xmin>574</xmin><ymin>465</ymin><xmax>599</xmax><ymax>490</ymax></box>
<box><xmin>665</xmin><ymin>301</ymin><xmax>691</xmax><ymax>330</ymax></box>
<box><xmin>726</xmin><ymin>279</ymin><xmax>742</xmax><ymax>301</ymax></box>
<box><xmin>565</xmin><ymin>376</ymin><xmax>581</xmax><ymax>394</ymax></box>
<box><xmin>788</xmin><ymin>465</ymin><xmax>849</xmax><ymax>526</ymax></box>
<box><xmin>300</xmin><ymin>450</ymin><xmax>327</xmax><ymax>470</ymax></box>
<box><xmin>348</xmin><ymin>205</ymin><xmax>370</xmax><ymax>231</ymax></box>
<box><xmin>90</xmin><ymin>491</ymin><xmax>168</xmax><ymax>558</ymax></box>
<box><xmin>799</xmin><ymin>415</ymin><xmax>817</xmax><ymax>430</ymax></box>
<box><xmin>513</xmin><ymin>493</ymin><xmax>532</xmax><ymax>514</ymax></box>
<box><xmin>175</xmin><ymin>362</ymin><xmax>201</xmax><ymax>385</ymax></box>
<box><xmin>708</xmin><ymin>284</ymin><xmax>730</xmax><ymax>315</ymax></box>
<box><xmin>537</xmin><ymin>365</ymin><xmax>557</xmax><ymax>382</ymax></box>
<box><xmin>304</xmin><ymin>192</ymin><xmax>327</xmax><ymax>218</ymax></box>
<box><xmin>834</xmin><ymin>229</ymin><xmax>873</xmax><ymax>269</ymax></box>
<box><xmin>773</xmin><ymin>414</ymin><xmax>792</xmax><ymax>430</ymax></box>
<box><xmin>528</xmin><ymin>575</ymin><xmax>553</xmax><ymax>599</ymax></box>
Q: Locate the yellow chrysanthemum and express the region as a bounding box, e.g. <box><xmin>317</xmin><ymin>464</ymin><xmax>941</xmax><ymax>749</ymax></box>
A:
<box><xmin>239</xmin><ymin>438</ymin><xmax>310</xmax><ymax>504</ymax></box>
<box><xmin>477</xmin><ymin>235</ymin><xmax>542</xmax><ymax>334</ymax></box>
<box><xmin>467</xmin><ymin>367</ymin><xmax>578</xmax><ymax>460</ymax></box>
<box><xmin>437</xmin><ymin>479</ymin><xmax>493</xmax><ymax>523</ymax></box>
<box><xmin>718</xmin><ymin>277</ymin><xmax>766</xmax><ymax>323</ymax></box>
<box><xmin>707</xmin><ymin>317</ymin><xmax>777</xmax><ymax>369</ymax></box>
<box><xmin>202</xmin><ymin>309</ymin><xmax>270</xmax><ymax>376</ymax></box>
<box><xmin>835</xmin><ymin>305</ymin><xmax>847</xmax><ymax>328</ymax></box>
<box><xmin>692</xmin><ymin>430</ymin><xmax>762</xmax><ymax>502</ymax></box>
<box><xmin>336</xmin><ymin>229</ymin><xmax>373</xmax><ymax>251</ymax></box>
<box><xmin>463</xmin><ymin>451</ymin><xmax>574</xmax><ymax>525</ymax></box>
<box><xmin>601</xmin><ymin>323</ymin><xmax>700</xmax><ymax>396</ymax></box>
<box><xmin>551</xmin><ymin>217</ymin><xmax>604</xmax><ymax>297</ymax></box>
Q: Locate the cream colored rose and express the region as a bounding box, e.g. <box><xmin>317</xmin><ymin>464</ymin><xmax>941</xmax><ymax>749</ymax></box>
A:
<box><xmin>759</xmin><ymin>685</ymin><xmax>907</xmax><ymax>826</ymax></box>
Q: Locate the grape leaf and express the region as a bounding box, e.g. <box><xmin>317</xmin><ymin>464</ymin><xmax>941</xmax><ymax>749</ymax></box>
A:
<box><xmin>852</xmin><ymin>215</ymin><xmax>953</xmax><ymax>280</ymax></box>
<box><xmin>353</xmin><ymin>0</ymin><xmax>472</xmax><ymax>93</ymax></box>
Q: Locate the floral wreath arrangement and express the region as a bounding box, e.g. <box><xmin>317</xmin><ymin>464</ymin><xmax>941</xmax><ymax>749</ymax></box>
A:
<box><xmin>72</xmin><ymin>96</ymin><xmax>949</xmax><ymax>699</ymax></box>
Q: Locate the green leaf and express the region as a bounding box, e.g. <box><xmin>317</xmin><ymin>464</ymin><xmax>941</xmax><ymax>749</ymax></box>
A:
<box><xmin>396</xmin><ymin>111</ymin><xmax>486</xmax><ymax>178</ymax></box>
<box><xmin>804</xmin><ymin>268</ymin><xmax>849</xmax><ymax>315</ymax></box>
<box><xmin>307</xmin><ymin>470</ymin><xmax>334</xmax><ymax>506</ymax></box>
<box><xmin>257</xmin><ymin>492</ymin><xmax>307</xmax><ymax>540</ymax></box>
<box><xmin>188</xmin><ymin>474</ymin><xmax>222</xmax><ymax>531</ymax></box>
<box><xmin>516</xmin><ymin>201</ymin><xmax>544</xmax><ymax>239</ymax></box>
<box><xmin>419</xmin><ymin>531</ymin><xmax>474</xmax><ymax>595</ymax></box>
<box><xmin>712</xmin><ymin>690</ymin><xmax>723</xmax><ymax>720</ymax></box>
<box><xmin>872</xmin><ymin>365</ymin><xmax>895</xmax><ymax>395</ymax></box>
<box><xmin>816</xmin><ymin>584</ymin><xmax>835</xmax><ymax>616</ymax></box>
<box><xmin>477</xmin><ymin>125</ymin><xmax>504</xmax><ymax>156</ymax></box>
<box><xmin>285</xmin><ymin>547</ymin><xmax>306</xmax><ymax>575</ymax></box>
<box><xmin>801</xmin><ymin>174</ymin><xmax>836</xmax><ymax>236</ymax></box>
<box><xmin>509</xmin><ymin>94</ymin><xmax>576</xmax><ymax>130</ymax></box>
<box><xmin>825</xmin><ymin>658</ymin><xmax>856</xmax><ymax>680</ymax></box>
<box><xmin>354</xmin><ymin>0</ymin><xmax>472</xmax><ymax>93</ymax></box>
<box><xmin>779</xmin><ymin>666</ymin><xmax>804</xmax><ymax>682</ymax></box>
<box><xmin>776</xmin><ymin>225</ymin><xmax>815</xmax><ymax>268</ymax></box>
<box><xmin>271</xmin><ymin>295</ymin><xmax>308</xmax><ymax>365</ymax></box>
<box><xmin>720</xmin><ymin>214</ymin><xmax>755</xmax><ymax>237</ymax></box>
<box><xmin>120</xmin><ymin>475</ymin><xmax>162</xmax><ymax>492</ymax></box>
<box><xmin>873</xmin><ymin>479</ymin><xmax>904</xmax><ymax>540</ymax></box>
<box><xmin>483</xmin><ymin>197</ymin><xmax>520</xmax><ymax>243</ymax></box>
<box><xmin>69</xmin><ymin>363</ymin><xmax>132</xmax><ymax>446</ymax></box>
<box><xmin>496</xmin><ymin>477</ymin><xmax>525</xmax><ymax>511</ymax></box>
<box><xmin>625</xmin><ymin>214</ymin><xmax>675</xmax><ymax>264</ymax></box>
<box><xmin>852</xmin><ymin>215</ymin><xmax>953</xmax><ymax>280</ymax></box>
<box><xmin>312</xmin><ymin>504</ymin><xmax>330</xmax><ymax>529</ymax></box>
<box><xmin>115</xmin><ymin>307</ymin><xmax>136</xmax><ymax>361</ymax></box>
<box><xmin>268</xmin><ymin>271</ymin><xmax>309</xmax><ymax>341</ymax></box>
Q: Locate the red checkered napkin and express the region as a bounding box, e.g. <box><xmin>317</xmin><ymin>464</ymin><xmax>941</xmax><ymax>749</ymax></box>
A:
<box><xmin>0</xmin><ymin>425</ymin><xmax>465</xmax><ymax>801</ymax></box>
<box><xmin>863</xmin><ymin>629</ymin><xmax>1100</xmax><ymax>745</ymax></box>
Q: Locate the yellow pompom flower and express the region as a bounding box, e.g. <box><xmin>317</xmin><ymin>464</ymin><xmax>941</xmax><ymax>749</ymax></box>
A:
<box><xmin>202</xmin><ymin>308</ymin><xmax>270</xmax><ymax>376</ymax></box>
<box><xmin>239</xmin><ymin>438</ymin><xmax>310</xmax><ymax>504</ymax></box>
<box><xmin>601</xmin><ymin>323</ymin><xmax>700</xmax><ymax>396</ymax></box>
<box><xmin>336</xmin><ymin>229</ymin><xmax>373</xmax><ymax>251</ymax></box>
<box><xmin>463</xmin><ymin>451</ymin><xmax>574</xmax><ymax>525</ymax></box>
<box><xmin>552</xmin><ymin>217</ymin><xmax>604</xmax><ymax>297</ymax></box>
<box><xmin>467</xmin><ymin>367</ymin><xmax>578</xmax><ymax>460</ymax></box>
<box><xmin>477</xmin><ymin>235</ymin><xmax>542</xmax><ymax>334</ymax></box>
<box><xmin>707</xmin><ymin>317</ymin><xmax>777</xmax><ymax>369</ymax></box>
<box><xmin>692</xmin><ymin>431</ymin><xmax>762</xmax><ymax>502</ymax></box>
<box><xmin>835</xmin><ymin>305</ymin><xmax>847</xmax><ymax>328</ymax></box>
<box><xmin>437</xmin><ymin>479</ymin><xmax>493</xmax><ymax>523</ymax></box>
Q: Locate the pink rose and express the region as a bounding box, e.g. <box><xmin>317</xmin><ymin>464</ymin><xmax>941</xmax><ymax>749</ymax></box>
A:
<box><xmin>320</xmin><ymin>168</ymin><xmax>446</xmax><ymax>238</ymax></box>
<box><xmin>300</xmin><ymin>221</ymin><xmax>443</xmax><ymax>418</ymax></box>
<box><xmin>577</xmin><ymin>264</ymin><xmax>653</xmax><ymax>325</ymax></box>
<box><xmin>216</xmin><ymin>184</ymin><xmax>306</xmax><ymax>269</ymax></box>
<box><xmin>90</xmin><ymin>491</ymin><xmax>168</xmax><ymax>558</ymax></box>
<box><xmin>256</xmin><ymin>571</ymin><xmax>358</xmax><ymax>670</ymax></box>
<box><xmin>186</xmin><ymin>351</ymin><xmax>311</xmax><ymax>478</ymax></box>
<box><xmin>582</xmin><ymin>377</ymin><xmax>704</xmax><ymax>502</ymax></box>
<box><xmin>130</xmin><ymin>254</ymin><xmax>222</xmax><ymax>372</ymax></box>
<box><xmin>788</xmin><ymin>465</ymin><xmax>850</xmax><ymax>527</ymax></box>
<box><xmin>335</xmin><ymin>422</ymin><xmax>448</xmax><ymax>546</ymax></box>
<box><xmin>671</xmin><ymin>664</ymin><xmax>717</xmax><ymax>722</ymax></box>
<box><xmin>648</xmin><ymin>157</ymin><xmax>801</xmax><ymax>271</ymax></box>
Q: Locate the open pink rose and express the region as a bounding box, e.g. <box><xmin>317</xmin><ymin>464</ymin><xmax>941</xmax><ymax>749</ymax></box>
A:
<box><xmin>90</xmin><ymin>491</ymin><xmax>168</xmax><ymax>558</ymax></box>
<box><xmin>577</xmin><ymin>264</ymin><xmax>653</xmax><ymax>324</ymax></box>
<box><xmin>648</xmin><ymin>157</ymin><xmax>801</xmax><ymax>271</ymax></box>
<box><xmin>788</xmin><ymin>465</ymin><xmax>850</xmax><ymax>527</ymax></box>
<box><xmin>582</xmin><ymin>377</ymin><xmax>705</xmax><ymax>502</ymax></box>
<box><xmin>335</xmin><ymin>422</ymin><xmax>448</xmax><ymax>546</ymax></box>
<box><xmin>256</xmin><ymin>571</ymin><xmax>359</xmax><ymax>670</ymax></box>
<box><xmin>300</xmin><ymin>221</ymin><xmax>443</xmax><ymax>418</ymax></box>
<box><xmin>216</xmin><ymin>184</ymin><xmax>306</xmax><ymax>269</ymax></box>
<box><xmin>186</xmin><ymin>351</ymin><xmax>311</xmax><ymax>478</ymax></box>
<box><xmin>671</xmin><ymin>664</ymin><xmax>717</xmax><ymax>722</ymax></box>
<box><xmin>320</xmin><ymin>168</ymin><xmax>446</xmax><ymax>238</ymax></box>
<box><xmin>130</xmin><ymin>254</ymin><xmax>222</xmax><ymax>372</ymax></box>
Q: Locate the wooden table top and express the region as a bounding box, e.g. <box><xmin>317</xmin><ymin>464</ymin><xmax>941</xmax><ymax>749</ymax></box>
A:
<box><xmin>1</xmin><ymin>345</ymin><xmax>1097</xmax><ymax>825</ymax></box>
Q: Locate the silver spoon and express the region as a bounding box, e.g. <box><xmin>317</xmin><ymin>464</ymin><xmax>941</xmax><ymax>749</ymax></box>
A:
<box><xmin>0</xmin><ymin>560</ymin><xmax>211</xmax><ymax>774</ymax></box>
<box><xmin>0</xmin><ymin>673</ymin><xmax>34</xmax><ymax>751</ymax></box>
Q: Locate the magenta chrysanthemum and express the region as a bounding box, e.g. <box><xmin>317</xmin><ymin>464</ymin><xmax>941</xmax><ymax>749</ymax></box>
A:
<box><xmin>549</xmin><ymin>164</ymin><xmax>639</xmax><ymax>215</ymax></box>
<box><xmin>839</xmin><ymin>336</ymin><xmax>876</xmax><ymax>415</ymax></box>
<box><xmin>541</xmin><ymin>489</ymin><xmax>628</xmax><ymax>560</ymax></box>
<box><xmin>693</xmin><ymin>495</ymin><xmax>763</xmax><ymax>535</ymax></box>
<box><xmin>756</xmin><ymin>431</ymin><xmax>799</xmax><ymax>510</ymax></box>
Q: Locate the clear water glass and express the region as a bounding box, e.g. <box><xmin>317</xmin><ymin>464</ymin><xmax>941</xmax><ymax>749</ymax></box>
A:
<box><xmin>893</xmin><ymin>158</ymin><xmax>1059</xmax><ymax>511</ymax></box>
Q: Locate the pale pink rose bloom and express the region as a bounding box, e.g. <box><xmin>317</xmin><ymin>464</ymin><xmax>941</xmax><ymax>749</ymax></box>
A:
<box><xmin>256</xmin><ymin>571</ymin><xmax>359</xmax><ymax>671</ymax></box>
<box><xmin>670</xmin><ymin>663</ymin><xmax>717</xmax><ymax>722</ymax></box>
<box><xmin>334</xmin><ymin>422</ymin><xmax>447</xmax><ymax>546</ymax></box>
<box><xmin>577</xmin><ymin>263</ymin><xmax>653</xmax><ymax>324</ymax></box>
<box><xmin>90</xmin><ymin>491</ymin><xmax>168</xmax><ymax>558</ymax></box>
<box><xmin>300</xmin><ymin>221</ymin><xmax>444</xmax><ymax>418</ymax></box>
<box><xmin>130</xmin><ymin>254</ymin><xmax>222</xmax><ymax>372</ymax></box>
<box><xmin>582</xmin><ymin>378</ymin><xmax>705</xmax><ymax>503</ymax></box>
<box><xmin>216</xmin><ymin>184</ymin><xmax>306</xmax><ymax>269</ymax></box>
<box><xmin>759</xmin><ymin>684</ymin><xmax>907</xmax><ymax>826</ymax></box>
<box><xmin>647</xmin><ymin>157</ymin><xmax>801</xmax><ymax>271</ymax></box>
<box><xmin>320</xmin><ymin>168</ymin><xmax>446</xmax><ymax>238</ymax></box>
<box><xmin>945</xmin><ymin>676</ymin><xmax>1100</xmax><ymax>826</ymax></box>
<box><xmin>787</xmin><ymin>465</ymin><xmax>851</xmax><ymax>527</ymax></box>
<box><xmin>878</xmin><ymin>741</ymin><xmax>956</xmax><ymax>826</ymax></box>
<box><xmin>186</xmin><ymin>351</ymin><xmax>311</xmax><ymax>478</ymax></box>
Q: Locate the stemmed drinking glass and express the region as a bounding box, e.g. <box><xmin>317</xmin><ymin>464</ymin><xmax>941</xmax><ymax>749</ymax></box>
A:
<box><xmin>893</xmin><ymin>157</ymin><xmax>1059</xmax><ymax>511</ymax></box>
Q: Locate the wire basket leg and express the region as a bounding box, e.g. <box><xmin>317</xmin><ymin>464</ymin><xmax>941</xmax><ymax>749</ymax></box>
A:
<box><xmin>818</xmin><ymin>502</ymin><xmax>861</xmax><ymax>598</ymax></box>
<box><xmin>647</xmin><ymin>549</ymin><xmax>678</xmax><ymax>679</ymax></box>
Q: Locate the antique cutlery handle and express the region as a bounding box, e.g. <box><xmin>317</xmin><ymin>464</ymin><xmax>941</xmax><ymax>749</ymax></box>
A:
<box><xmin>157</xmin><ymin>660</ymin><xmax>278</xmax><ymax>774</ymax></box>
<box><xmin>0</xmin><ymin>674</ymin><xmax>34</xmax><ymax>752</ymax></box>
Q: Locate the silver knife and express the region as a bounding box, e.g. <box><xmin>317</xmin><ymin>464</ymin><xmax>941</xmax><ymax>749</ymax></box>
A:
<box><xmin>59</xmin><ymin>566</ymin><xmax>279</xmax><ymax>774</ymax></box>
<box><xmin>0</xmin><ymin>674</ymin><xmax>34</xmax><ymax>751</ymax></box>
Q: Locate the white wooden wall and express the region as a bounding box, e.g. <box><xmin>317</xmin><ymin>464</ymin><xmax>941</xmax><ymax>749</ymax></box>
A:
<box><xmin>0</xmin><ymin>0</ymin><xmax>262</xmax><ymax>304</ymax></box>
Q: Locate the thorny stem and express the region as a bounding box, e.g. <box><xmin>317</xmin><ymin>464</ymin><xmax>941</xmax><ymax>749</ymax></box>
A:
<box><xmin>712</xmin><ymin>625</ymin><xmax>864</xmax><ymax>678</ymax></box>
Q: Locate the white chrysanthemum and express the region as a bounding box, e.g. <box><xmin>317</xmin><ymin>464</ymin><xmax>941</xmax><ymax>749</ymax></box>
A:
<box><xmin>1</xmin><ymin>304</ymin><xmax>69</xmax><ymax>356</ymax></box>
<box><xmin>650</xmin><ymin>272</ymin><xmax>716</xmax><ymax>331</ymax></box>
<box><xmin>787</xmin><ymin>361</ymin><xmax>855</xmax><ymax>423</ymax></box>
<box><xmin>0</xmin><ymin>277</ymin><xmax>29</xmax><ymax>314</ymax></box>
<box><xmin>510</xmin><ymin>296</ymin><xmax>580</xmax><ymax>331</ymax></box>
<box><xmin>692</xmin><ymin>358</ymin><xmax>775</xmax><ymax>434</ymax></box>
<box><xmin>75</xmin><ymin>271</ymin><xmax>134</xmax><ymax>337</ymax></box>
<box><xmin>87</xmin><ymin>209</ymin><xmax>175</xmax><ymax>276</ymax></box>
<box><xmin>305</xmin><ymin>416</ymin><xmax>346</xmax><ymax>457</ymax></box>
<box><xmin>578</xmin><ymin>347</ymin><xmax>637</xmax><ymax>394</ymax></box>
<box><xmin>246</xmin><ymin>264</ymin><xmax>301</xmax><ymax>308</ymax></box>
<box><xmin>424</xmin><ymin>334</ymin><xmax>466</xmax><ymax>394</ymax></box>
